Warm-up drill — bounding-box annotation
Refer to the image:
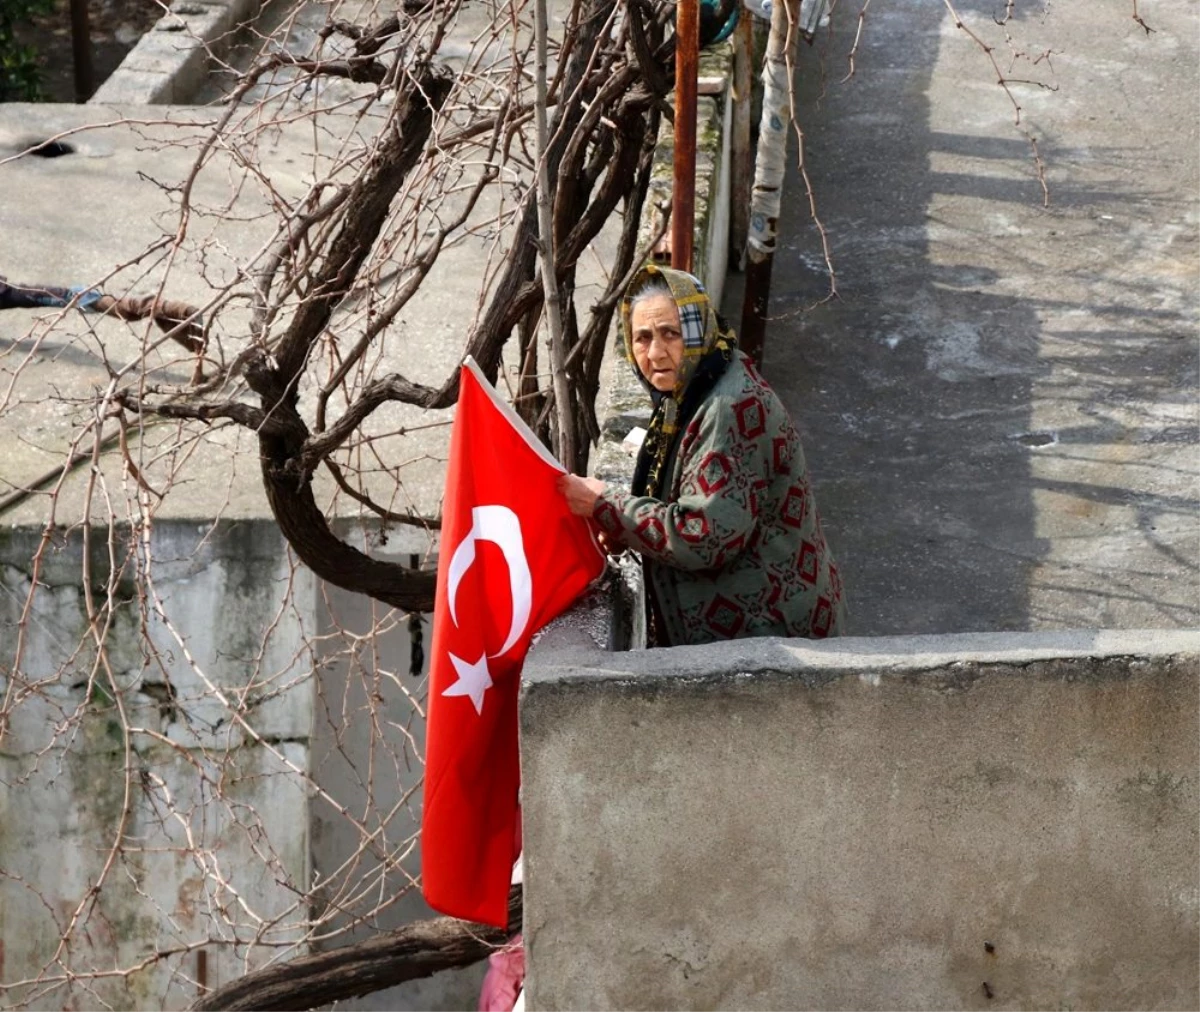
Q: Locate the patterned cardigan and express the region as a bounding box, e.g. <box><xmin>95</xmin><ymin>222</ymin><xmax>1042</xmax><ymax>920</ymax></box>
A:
<box><xmin>594</xmin><ymin>352</ymin><xmax>845</xmax><ymax>646</ymax></box>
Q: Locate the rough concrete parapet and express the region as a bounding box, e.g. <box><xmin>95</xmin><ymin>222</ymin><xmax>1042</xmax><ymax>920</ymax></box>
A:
<box><xmin>520</xmin><ymin>629</ymin><xmax>1200</xmax><ymax>1010</ymax></box>
<box><xmin>90</xmin><ymin>0</ymin><xmax>263</xmax><ymax>105</ymax></box>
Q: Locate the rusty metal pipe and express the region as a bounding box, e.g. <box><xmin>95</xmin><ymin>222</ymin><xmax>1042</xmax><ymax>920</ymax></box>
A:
<box><xmin>671</xmin><ymin>0</ymin><xmax>699</xmax><ymax>274</ymax></box>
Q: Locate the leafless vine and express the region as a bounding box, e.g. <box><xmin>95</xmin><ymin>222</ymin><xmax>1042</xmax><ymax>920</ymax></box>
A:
<box><xmin>0</xmin><ymin>0</ymin><xmax>673</xmax><ymax>1006</ymax></box>
<box><xmin>782</xmin><ymin>0</ymin><xmax>838</xmax><ymax>301</ymax></box>
<box><xmin>838</xmin><ymin>0</ymin><xmax>870</xmax><ymax>84</ymax></box>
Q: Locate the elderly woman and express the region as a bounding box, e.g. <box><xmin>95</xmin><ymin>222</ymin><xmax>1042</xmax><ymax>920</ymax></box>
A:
<box><xmin>558</xmin><ymin>265</ymin><xmax>845</xmax><ymax>646</ymax></box>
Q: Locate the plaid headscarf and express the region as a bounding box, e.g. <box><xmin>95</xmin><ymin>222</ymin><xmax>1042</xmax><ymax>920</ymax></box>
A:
<box><xmin>621</xmin><ymin>264</ymin><xmax>737</xmax><ymax>498</ymax></box>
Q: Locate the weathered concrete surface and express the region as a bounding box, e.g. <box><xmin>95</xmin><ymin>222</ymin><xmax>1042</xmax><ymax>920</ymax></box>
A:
<box><xmin>309</xmin><ymin>574</ymin><xmax>487</xmax><ymax>1012</ymax></box>
<box><xmin>0</xmin><ymin>521</ymin><xmax>314</xmax><ymax>1009</ymax></box>
<box><xmin>520</xmin><ymin>630</ymin><xmax>1200</xmax><ymax>1011</ymax></box>
<box><xmin>0</xmin><ymin>102</ymin><xmax>467</xmax><ymax>529</ymax></box>
<box><xmin>0</xmin><ymin>518</ymin><xmax>479</xmax><ymax>1010</ymax></box>
<box><xmin>721</xmin><ymin>0</ymin><xmax>1199</xmax><ymax>634</ymax></box>
<box><xmin>89</xmin><ymin>0</ymin><xmax>264</xmax><ymax>105</ymax></box>
<box><xmin>0</xmin><ymin>34</ymin><xmax>622</xmax><ymax>531</ymax></box>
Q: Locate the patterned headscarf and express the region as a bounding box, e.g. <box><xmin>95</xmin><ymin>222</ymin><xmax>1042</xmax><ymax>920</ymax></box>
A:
<box><xmin>620</xmin><ymin>264</ymin><xmax>738</xmax><ymax>498</ymax></box>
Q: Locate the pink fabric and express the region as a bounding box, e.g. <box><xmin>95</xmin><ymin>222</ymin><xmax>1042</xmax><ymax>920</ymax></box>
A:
<box><xmin>478</xmin><ymin>934</ymin><xmax>525</xmax><ymax>1012</ymax></box>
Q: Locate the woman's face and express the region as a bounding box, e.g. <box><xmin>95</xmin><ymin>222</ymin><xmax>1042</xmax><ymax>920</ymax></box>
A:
<box><xmin>631</xmin><ymin>293</ymin><xmax>684</xmax><ymax>392</ymax></box>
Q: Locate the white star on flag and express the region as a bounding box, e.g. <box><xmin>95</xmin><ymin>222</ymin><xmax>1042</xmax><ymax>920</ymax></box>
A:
<box><xmin>442</xmin><ymin>651</ymin><xmax>494</xmax><ymax>715</ymax></box>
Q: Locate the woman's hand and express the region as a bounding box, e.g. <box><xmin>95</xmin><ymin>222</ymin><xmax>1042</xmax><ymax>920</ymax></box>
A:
<box><xmin>557</xmin><ymin>473</ymin><xmax>607</xmax><ymax>517</ymax></box>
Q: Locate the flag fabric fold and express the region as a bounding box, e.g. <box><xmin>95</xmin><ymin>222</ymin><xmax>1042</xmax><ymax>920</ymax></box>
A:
<box><xmin>421</xmin><ymin>357</ymin><xmax>605</xmax><ymax>927</ymax></box>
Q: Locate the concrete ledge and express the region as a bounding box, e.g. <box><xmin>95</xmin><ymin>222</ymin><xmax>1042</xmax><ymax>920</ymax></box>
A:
<box><xmin>90</xmin><ymin>0</ymin><xmax>262</xmax><ymax>105</ymax></box>
<box><xmin>525</xmin><ymin>627</ymin><xmax>1200</xmax><ymax>683</ymax></box>
<box><xmin>520</xmin><ymin>629</ymin><xmax>1200</xmax><ymax>1010</ymax></box>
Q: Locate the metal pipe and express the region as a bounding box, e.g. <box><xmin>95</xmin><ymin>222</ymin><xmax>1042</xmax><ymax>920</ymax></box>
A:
<box><xmin>69</xmin><ymin>0</ymin><xmax>94</xmax><ymax>102</ymax></box>
<box><xmin>671</xmin><ymin>0</ymin><xmax>699</xmax><ymax>273</ymax></box>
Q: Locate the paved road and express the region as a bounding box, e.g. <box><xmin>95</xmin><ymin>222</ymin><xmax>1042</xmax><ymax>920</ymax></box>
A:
<box><xmin>722</xmin><ymin>0</ymin><xmax>1199</xmax><ymax>634</ymax></box>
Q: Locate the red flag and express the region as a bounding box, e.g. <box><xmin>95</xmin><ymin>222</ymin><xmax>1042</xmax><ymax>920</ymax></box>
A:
<box><xmin>421</xmin><ymin>357</ymin><xmax>605</xmax><ymax>927</ymax></box>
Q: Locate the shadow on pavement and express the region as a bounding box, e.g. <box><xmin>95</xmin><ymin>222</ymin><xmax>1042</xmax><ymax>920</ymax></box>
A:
<box><xmin>723</xmin><ymin>0</ymin><xmax>1198</xmax><ymax>635</ymax></box>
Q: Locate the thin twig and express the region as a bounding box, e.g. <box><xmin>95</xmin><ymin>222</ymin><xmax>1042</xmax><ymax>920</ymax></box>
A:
<box><xmin>839</xmin><ymin>0</ymin><xmax>871</xmax><ymax>83</ymax></box>
<box><xmin>534</xmin><ymin>0</ymin><xmax>576</xmax><ymax>468</ymax></box>
<box><xmin>941</xmin><ymin>0</ymin><xmax>1050</xmax><ymax>205</ymax></box>
<box><xmin>1131</xmin><ymin>0</ymin><xmax>1154</xmax><ymax>34</ymax></box>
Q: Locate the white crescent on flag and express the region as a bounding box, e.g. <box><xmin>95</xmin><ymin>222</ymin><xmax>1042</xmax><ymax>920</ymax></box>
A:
<box><xmin>445</xmin><ymin>504</ymin><xmax>532</xmax><ymax>658</ymax></box>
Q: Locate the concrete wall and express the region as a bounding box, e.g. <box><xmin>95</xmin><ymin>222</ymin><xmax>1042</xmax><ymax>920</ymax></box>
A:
<box><xmin>0</xmin><ymin>520</ymin><xmax>480</xmax><ymax>1010</ymax></box>
<box><xmin>89</xmin><ymin>0</ymin><xmax>264</xmax><ymax>104</ymax></box>
<box><xmin>0</xmin><ymin>521</ymin><xmax>313</xmax><ymax>1009</ymax></box>
<box><xmin>519</xmin><ymin>630</ymin><xmax>1199</xmax><ymax>1010</ymax></box>
<box><xmin>308</xmin><ymin>571</ymin><xmax>487</xmax><ymax>1012</ymax></box>
<box><xmin>701</xmin><ymin>80</ymin><xmax>733</xmax><ymax>309</ymax></box>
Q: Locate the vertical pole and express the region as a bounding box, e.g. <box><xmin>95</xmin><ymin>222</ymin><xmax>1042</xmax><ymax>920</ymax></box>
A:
<box><xmin>534</xmin><ymin>0</ymin><xmax>577</xmax><ymax>470</ymax></box>
<box><xmin>730</xmin><ymin>6</ymin><xmax>753</xmax><ymax>263</ymax></box>
<box><xmin>69</xmin><ymin>0</ymin><xmax>94</xmax><ymax>102</ymax></box>
<box><xmin>740</xmin><ymin>253</ymin><xmax>774</xmax><ymax>361</ymax></box>
<box><xmin>740</xmin><ymin>0</ymin><xmax>799</xmax><ymax>366</ymax></box>
<box><xmin>671</xmin><ymin>0</ymin><xmax>699</xmax><ymax>274</ymax></box>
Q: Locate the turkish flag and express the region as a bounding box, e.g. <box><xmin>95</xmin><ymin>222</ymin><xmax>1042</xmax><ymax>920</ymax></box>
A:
<box><xmin>421</xmin><ymin>357</ymin><xmax>605</xmax><ymax>927</ymax></box>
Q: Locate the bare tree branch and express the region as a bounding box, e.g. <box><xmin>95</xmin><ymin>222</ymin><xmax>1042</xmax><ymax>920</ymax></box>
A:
<box><xmin>535</xmin><ymin>0</ymin><xmax>577</xmax><ymax>466</ymax></box>
<box><xmin>115</xmin><ymin>392</ymin><xmax>293</xmax><ymax>437</ymax></box>
<box><xmin>191</xmin><ymin>888</ymin><xmax>522</xmax><ymax>1011</ymax></box>
<box><xmin>296</xmin><ymin>373</ymin><xmax>439</xmax><ymax>476</ymax></box>
<box><xmin>259</xmin><ymin>67</ymin><xmax>455</xmax><ymax>392</ymax></box>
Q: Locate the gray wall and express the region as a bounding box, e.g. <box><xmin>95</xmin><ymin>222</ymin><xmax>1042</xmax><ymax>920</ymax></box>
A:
<box><xmin>519</xmin><ymin>630</ymin><xmax>1199</xmax><ymax>1010</ymax></box>
<box><xmin>0</xmin><ymin>521</ymin><xmax>314</xmax><ymax>1009</ymax></box>
<box><xmin>0</xmin><ymin>520</ymin><xmax>480</xmax><ymax>1011</ymax></box>
<box><xmin>309</xmin><ymin>574</ymin><xmax>486</xmax><ymax>1012</ymax></box>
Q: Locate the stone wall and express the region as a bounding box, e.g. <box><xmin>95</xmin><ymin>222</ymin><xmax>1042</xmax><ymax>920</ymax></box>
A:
<box><xmin>519</xmin><ymin>630</ymin><xmax>1200</xmax><ymax>1011</ymax></box>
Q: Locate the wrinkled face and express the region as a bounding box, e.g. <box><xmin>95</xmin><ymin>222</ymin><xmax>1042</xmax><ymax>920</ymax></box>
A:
<box><xmin>630</xmin><ymin>294</ymin><xmax>684</xmax><ymax>393</ymax></box>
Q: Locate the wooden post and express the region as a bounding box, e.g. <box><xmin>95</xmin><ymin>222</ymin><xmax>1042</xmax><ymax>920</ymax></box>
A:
<box><xmin>740</xmin><ymin>0</ymin><xmax>799</xmax><ymax>365</ymax></box>
<box><xmin>69</xmin><ymin>0</ymin><xmax>94</xmax><ymax>102</ymax></box>
<box><xmin>671</xmin><ymin>0</ymin><xmax>699</xmax><ymax>273</ymax></box>
<box><xmin>740</xmin><ymin>253</ymin><xmax>774</xmax><ymax>361</ymax></box>
<box><xmin>730</xmin><ymin>4</ymin><xmax>754</xmax><ymax>264</ymax></box>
